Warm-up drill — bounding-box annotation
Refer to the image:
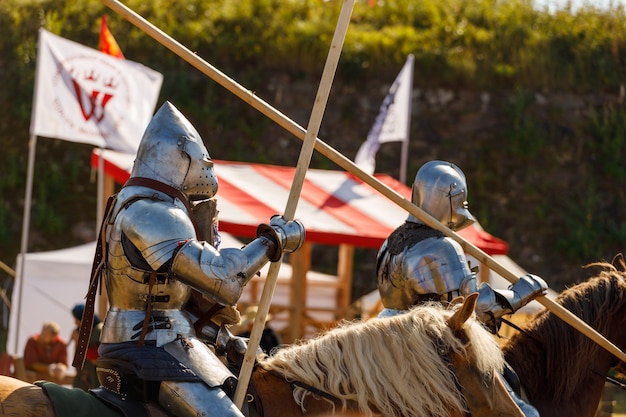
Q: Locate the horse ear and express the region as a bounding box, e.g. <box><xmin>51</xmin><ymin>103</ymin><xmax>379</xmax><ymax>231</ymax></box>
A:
<box><xmin>448</xmin><ymin>295</ymin><xmax>465</xmax><ymax>307</ymax></box>
<box><xmin>612</xmin><ymin>253</ymin><xmax>626</xmax><ymax>272</ymax></box>
<box><xmin>447</xmin><ymin>292</ymin><xmax>479</xmax><ymax>331</ymax></box>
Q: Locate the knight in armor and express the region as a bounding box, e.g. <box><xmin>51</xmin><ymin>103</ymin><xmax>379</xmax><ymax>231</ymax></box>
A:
<box><xmin>77</xmin><ymin>102</ymin><xmax>305</xmax><ymax>417</ymax></box>
<box><xmin>376</xmin><ymin>160</ymin><xmax>547</xmax><ymax>417</ymax></box>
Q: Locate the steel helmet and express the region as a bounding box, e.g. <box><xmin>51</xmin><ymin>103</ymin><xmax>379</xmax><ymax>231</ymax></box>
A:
<box><xmin>131</xmin><ymin>101</ymin><xmax>218</xmax><ymax>201</ymax></box>
<box><xmin>406</xmin><ymin>160</ymin><xmax>475</xmax><ymax>231</ymax></box>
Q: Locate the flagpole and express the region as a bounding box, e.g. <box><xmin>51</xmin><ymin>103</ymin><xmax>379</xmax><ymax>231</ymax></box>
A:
<box><xmin>101</xmin><ymin>0</ymin><xmax>626</xmax><ymax>367</ymax></box>
<box><xmin>14</xmin><ymin>28</ymin><xmax>46</xmax><ymax>354</ymax></box>
<box><xmin>14</xmin><ymin>134</ymin><xmax>38</xmax><ymax>353</ymax></box>
<box><xmin>399</xmin><ymin>54</ymin><xmax>414</xmax><ymax>184</ymax></box>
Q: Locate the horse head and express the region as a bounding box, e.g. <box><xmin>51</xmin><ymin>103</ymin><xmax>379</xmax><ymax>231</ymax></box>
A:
<box><xmin>446</xmin><ymin>293</ymin><xmax>525</xmax><ymax>417</ymax></box>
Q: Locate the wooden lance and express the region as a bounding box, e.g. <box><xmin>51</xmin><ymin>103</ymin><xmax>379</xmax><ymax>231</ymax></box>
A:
<box><xmin>233</xmin><ymin>0</ymin><xmax>355</xmax><ymax>407</ymax></box>
<box><xmin>101</xmin><ymin>0</ymin><xmax>626</xmax><ymax>373</ymax></box>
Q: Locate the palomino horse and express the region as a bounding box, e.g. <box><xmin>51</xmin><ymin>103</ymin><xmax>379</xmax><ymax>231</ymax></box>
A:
<box><xmin>502</xmin><ymin>254</ymin><xmax>626</xmax><ymax>417</ymax></box>
<box><xmin>0</xmin><ymin>294</ymin><xmax>524</xmax><ymax>417</ymax></box>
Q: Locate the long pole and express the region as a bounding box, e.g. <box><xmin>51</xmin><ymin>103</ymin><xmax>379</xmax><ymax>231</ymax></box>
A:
<box><xmin>101</xmin><ymin>0</ymin><xmax>626</xmax><ymax>365</ymax></box>
<box><xmin>233</xmin><ymin>0</ymin><xmax>355</xmax><ymax>407</ymax></box>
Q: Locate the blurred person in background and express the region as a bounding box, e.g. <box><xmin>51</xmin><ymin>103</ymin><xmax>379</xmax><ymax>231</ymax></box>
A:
<box><xmin>23</xmin><ymin>321</ymin><xmax>68</xmax><ymax>384</ymax></box>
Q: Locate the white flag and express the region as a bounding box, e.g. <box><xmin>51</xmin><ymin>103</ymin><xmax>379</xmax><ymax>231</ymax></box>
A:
<box><xmin>30</xmin><ymin>28</ymin><xmax>163</xmax><ymax>153</ymax></box>
<box><xmin>355</xmin><ymin>55</ymin><xmax>414</xmax><ymax>175</ymax></box>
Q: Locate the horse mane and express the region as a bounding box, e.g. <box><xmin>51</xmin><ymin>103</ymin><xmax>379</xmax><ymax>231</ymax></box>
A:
<box><xmin>503</xmin><ymin>262</ymin><xmax>626</xmax><ymax>401</ymax></box>
<box><xmin>258</xmin><ymin>302</ymin><xmax>504</xmax><ymax>417</ymax></box>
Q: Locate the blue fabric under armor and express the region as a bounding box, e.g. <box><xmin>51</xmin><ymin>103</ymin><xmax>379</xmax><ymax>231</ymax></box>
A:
<box><xmin>99</xmin><ymin>342</ymin><xmax>200</xmax><ymax>381</ymax></box>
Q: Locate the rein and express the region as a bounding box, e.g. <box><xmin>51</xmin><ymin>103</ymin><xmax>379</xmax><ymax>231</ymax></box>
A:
<box><xmin>592</xmin><ymin>367</ymin><xmax>626</xmax><ymax>391</ymax></box>
<box><xmin>266</xmin><ymin>369</ymin><xmax>343</xmax><ymax>407</ymax></box>
<box><xmin>435</xmin><ymin>337</ymin><xmax>472</xmax><ymax>417</ymax></box>
<box><xmin>501</xmin><ymin>317</ymin><xmax>543</xmax><ymax>345</ymax></box>
<box><xmin>288</xmin><ymin>378</ymin><xmax>342</xmax><ymax>405</ymax></box>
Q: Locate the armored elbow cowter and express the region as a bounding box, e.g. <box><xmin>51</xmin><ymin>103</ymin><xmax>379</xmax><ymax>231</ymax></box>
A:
<box><xmin>172</xmin><ymin>237</ymin><xmax>277</xmax><ymax>306</ymax></box>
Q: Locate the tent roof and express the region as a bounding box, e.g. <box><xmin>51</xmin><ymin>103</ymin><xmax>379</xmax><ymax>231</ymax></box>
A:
<box><xmin>92</xmin><ymin>149</ymin><xmax>508</xmax><ymax>255</ymax></box>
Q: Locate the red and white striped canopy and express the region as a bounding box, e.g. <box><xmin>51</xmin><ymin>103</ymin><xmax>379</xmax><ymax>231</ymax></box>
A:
<box><xmin>91</xmin><ymin>149</ymin><xmax>508</xmax><ymax>254</ymax></box>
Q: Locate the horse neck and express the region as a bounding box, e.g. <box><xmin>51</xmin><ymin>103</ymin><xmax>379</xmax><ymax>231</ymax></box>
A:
<box><xmin>503</xmin><ymin>274</ymin><xmax>626</xmax><ymax>417</ymax></box>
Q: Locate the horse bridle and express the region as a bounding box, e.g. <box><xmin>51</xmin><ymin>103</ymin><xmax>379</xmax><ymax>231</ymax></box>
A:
<box><xmin>435</xmin><ymin>336</ymin><xmax>473</xmax><ymax>417</ymax></box>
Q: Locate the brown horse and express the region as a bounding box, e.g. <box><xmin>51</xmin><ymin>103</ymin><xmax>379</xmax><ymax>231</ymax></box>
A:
<box><xmin>0</xmin><ymin>294</ymin><xmax>524</xmax><ymax>417</ymax></box>
<box><xmin>502</xmin><ymin>254</ymin><xmax>626</xmax><ymax>417</ymax></box>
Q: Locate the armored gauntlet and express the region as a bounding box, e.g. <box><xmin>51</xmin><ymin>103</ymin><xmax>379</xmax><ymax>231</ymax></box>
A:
<box><xmin>508</xmin><ymin>274</ymin><xmax>548</xmax><ymax>310</ymax></box>
<box><xmin>475</xmin><ymin>274</ymin><xmax>548</xmax><ymax>330</ymax></box>
<box><xmin>257</xmin><ymin>214</ymin><xmax>306</xmax><ymax>261</ymax></box>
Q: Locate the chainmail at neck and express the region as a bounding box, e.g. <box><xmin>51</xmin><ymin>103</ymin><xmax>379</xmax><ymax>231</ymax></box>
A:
<box><xmin>385</xmin><ymin>222</ymin><xmax>445</xmax><ymax>255</ymax></box>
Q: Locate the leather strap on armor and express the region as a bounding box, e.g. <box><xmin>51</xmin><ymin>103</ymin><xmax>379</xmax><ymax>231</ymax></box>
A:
<box><xmin>137</xmin><ymin>270</ymin><xmax>157</xmax><ymax>348</ymax></box>
<box><xmin>73</xmin><ymin>194</ymin><xmax>117</xmax><ymax>369</ymax></box>
<box><xmin>193</xmin><ymin>303</ymin><xmax>225</xmax><ymax>335</ymax></box>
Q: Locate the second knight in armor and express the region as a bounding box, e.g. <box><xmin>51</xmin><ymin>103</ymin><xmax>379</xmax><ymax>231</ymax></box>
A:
<box><xmin>376</xmin><ymin>160</ymin><xmax>547</xmax><ymax>417</ymax></box>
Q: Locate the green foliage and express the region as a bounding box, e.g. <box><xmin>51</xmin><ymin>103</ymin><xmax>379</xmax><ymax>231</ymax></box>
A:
<box><xmin>588</xmin><ymin>105</ymin><xmax>626</xmax><ymax>182</ymax></box>
<box><xmin>504</xmin><ymin>89</ymin><xmax>548</xmax><ymax>158</ymax></box>
<box><xmin>0</xmin><ymin>0</ymin><xmax>625</xmax><ymax>288</ymax></box>
<box><xmin>554</xmin><ymin>104</ymin><xmax>626</xmax><ymax>261</ymax></box>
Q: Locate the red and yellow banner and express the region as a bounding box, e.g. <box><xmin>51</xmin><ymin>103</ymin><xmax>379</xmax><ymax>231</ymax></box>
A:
<box><xmin>99</xmin><ymin>15</ymin><xmax>125</xmax><ymax>59</ymax></box>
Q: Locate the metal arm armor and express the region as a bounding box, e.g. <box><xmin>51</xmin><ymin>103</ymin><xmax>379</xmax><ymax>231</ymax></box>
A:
<box><xmin>172</xmin><ymin>237</ymin><xmax>277</xmax><ymax>306</ymax></box>
<box><xmin>475</xmin><ymin>274</ymin><xmax>548</xmax><ymax>325</ymax></box>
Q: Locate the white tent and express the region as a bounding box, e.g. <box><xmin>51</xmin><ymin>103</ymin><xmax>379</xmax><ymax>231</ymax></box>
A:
<box><xmin>7</xmin><ymin>242</ymin><xmax>96</xmax><ymax>362</ymax></box>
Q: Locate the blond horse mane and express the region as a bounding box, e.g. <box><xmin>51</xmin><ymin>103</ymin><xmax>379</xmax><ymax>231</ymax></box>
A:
<box><xmin>258</xmin><ymin>302</ymin><xmax>505</xmax><ymax>417</ymax></box>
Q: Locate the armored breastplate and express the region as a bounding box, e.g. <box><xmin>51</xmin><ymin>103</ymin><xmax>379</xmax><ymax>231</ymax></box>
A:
<box><xmin>103</xmin><ymin>190</ymin><xmax>195</xmax><ymax>345</ymax></box>
<box><xmin>377</xmin><ymin>224</ymin><xmax>475</xmax><ymax>310</ymax></box>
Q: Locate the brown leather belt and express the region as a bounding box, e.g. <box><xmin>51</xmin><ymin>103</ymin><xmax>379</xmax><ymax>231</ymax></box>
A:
<box><xmin>73</xmin><ymin>194</ymin><xmax>116</xmax><ymax>369</ymax></box>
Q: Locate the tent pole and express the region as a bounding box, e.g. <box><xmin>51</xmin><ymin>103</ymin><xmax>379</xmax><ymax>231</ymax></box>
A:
<box><xmin>96</xmin><ymin>147</ymin><xmax>105</xmax><ymax>226</ymax></box>
<box><xmin>336</xmin><ymin>244</ymin><xmax>354</xmax><ymax>317</ymax></box>
<box><xmin>15</xmin><ymin>134</ymin><xmax>38</xmax><ymax>353</ymax></box>
<box><xmin>101</xmin><ymin>0</ymin><xmax>626</xmax><ymax>366</ymax></box>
